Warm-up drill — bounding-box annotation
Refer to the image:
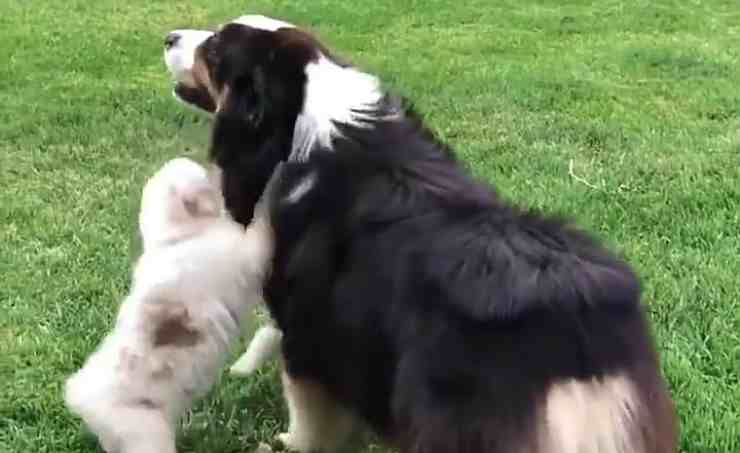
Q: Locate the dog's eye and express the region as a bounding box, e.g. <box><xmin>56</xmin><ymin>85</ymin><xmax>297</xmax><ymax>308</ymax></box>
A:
<box><xmin>206</xmin><ymin>48</ymin><xmax>219</xmax><ymax>64</ymax></box>
<box><xmin>203</xmin><ymin>33</ymin><xmax>219</xmax><ymax>50</ymax></box>
<box><xmin>203</xmin><ymin>39</ymin><xmax>221</xmax><ymax>67</ymax></box>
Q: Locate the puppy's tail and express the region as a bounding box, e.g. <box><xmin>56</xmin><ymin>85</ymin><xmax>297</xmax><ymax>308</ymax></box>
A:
<box><xmin>229</xmin><ymin>324</ymin><xmax>283</xmax><ymax>377</ymax></box>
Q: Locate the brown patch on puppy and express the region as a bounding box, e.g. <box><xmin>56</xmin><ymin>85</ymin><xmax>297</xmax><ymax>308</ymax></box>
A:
<box><xmin>135</xmin><ymin>398</ymin><xmax>162</xmax><ymax>409</ymax></box>
<box><xmin>152</xmin><ymin>307</ymin><xmax>201</xmax><ymax>347</ymax></box>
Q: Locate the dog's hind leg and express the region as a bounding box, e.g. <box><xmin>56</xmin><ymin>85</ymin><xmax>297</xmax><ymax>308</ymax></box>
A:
<box><xmin>276</xmin><ymin>371</ymin><xmax>355</xmax><ymax>452</ymax></box>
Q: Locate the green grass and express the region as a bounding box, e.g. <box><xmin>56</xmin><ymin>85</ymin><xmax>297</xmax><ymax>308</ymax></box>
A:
<box><xmin>1</xmin><ymin>0</ymin><xmax>739</xmax><ymax>451</ymax></box>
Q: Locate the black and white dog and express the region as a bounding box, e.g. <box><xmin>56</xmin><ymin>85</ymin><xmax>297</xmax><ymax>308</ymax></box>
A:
<box><xmin>164</xmin><ymin>15</ymin><xmax>678</xmax><ymax>453</ymax></box>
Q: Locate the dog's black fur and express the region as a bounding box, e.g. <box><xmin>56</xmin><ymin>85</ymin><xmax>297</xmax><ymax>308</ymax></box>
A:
<box><xmin>182</xmin><ymin>20</ymin><xmax>677</xmax><ymax>453</ymax></box>
<box><xmin>263</xmin><ymin>118</ymin><xmax>677</xmax><ymax>452</ymax></box>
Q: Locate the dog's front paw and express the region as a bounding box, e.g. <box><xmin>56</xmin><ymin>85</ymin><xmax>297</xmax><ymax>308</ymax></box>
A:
<box><xmin>275</xmin><ymin>432</ymin><xmax>312</xmax><ymax>453</ymax></box>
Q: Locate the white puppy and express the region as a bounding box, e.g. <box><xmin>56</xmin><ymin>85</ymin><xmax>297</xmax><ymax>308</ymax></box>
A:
<box><xmin>65</xmin><ymin>158</ymin><xmax>280</xmax><ymax>453</ymax></box>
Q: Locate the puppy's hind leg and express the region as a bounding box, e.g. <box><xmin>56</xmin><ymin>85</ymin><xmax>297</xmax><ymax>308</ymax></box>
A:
<box><xmin>277</xmin><ymin>371</ymin><xmax>354</xmax><ymax>452</ymax></box>
<box><xmin>105</xmin><ymin>406</ymin><xmax>177</xmax><ymax>453</ymax></box>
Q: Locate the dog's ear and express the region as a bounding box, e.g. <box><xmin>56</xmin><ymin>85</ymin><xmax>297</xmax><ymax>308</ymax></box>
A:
<box><xmin>217</xmin><ymin>66</ymin><xmax>269</xmax><ymax>125</ymax></box>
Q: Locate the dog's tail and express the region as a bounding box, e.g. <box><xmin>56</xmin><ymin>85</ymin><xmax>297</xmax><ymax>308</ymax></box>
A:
<box><xmin>229</xmin><ymin>324</ymin><xmax>283</xmax><ymax>377</ymax></box>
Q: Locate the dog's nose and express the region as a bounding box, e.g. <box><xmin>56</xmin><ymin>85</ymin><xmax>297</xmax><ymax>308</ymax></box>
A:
<box><xmin>164</xmin><ymin>32</ymin><xmax>181</xmax><ymax>49</ymax></box>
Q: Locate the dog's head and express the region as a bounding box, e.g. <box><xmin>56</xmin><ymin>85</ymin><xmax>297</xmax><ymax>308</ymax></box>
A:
<box><xmin>139</xmin><ymin>157</ymin><xmax>221</xmax><ymax>250</ymax></box>
<box><xmin>163</xmin><ymin>15</ymin><xmax>385</xmax><ymax>224</ymax></box>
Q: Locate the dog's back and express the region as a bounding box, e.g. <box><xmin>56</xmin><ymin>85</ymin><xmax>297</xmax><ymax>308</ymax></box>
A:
<box><xmin>381</xmin><ymin>210</ymin><xmax>677</xmax><ymax>453</ymax></box>
<box><xmin>264</xmin><ymin>151</ymin><xmax>677</xmax><ymax>453</ymax></box>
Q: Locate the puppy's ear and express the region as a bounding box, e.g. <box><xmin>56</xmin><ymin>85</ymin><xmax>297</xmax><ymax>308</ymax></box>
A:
<box><xmin>174</xmin><ymin>182</ymin><xmax>220</xmax><ymax>218</ymax></box>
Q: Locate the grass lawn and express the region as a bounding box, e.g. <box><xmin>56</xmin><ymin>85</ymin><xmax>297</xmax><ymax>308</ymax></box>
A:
<box><xmin>1</xmin><ymin>0</ymin><xmax>739</xmax><ymax>451</ymax></box>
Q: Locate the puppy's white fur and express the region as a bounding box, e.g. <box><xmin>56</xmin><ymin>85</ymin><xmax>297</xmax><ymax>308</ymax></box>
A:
<box><xmin>229</xmin><ymin>324</ymin><xmax>283</xmax><ymax>376</ymax></box>
<box><xmin>65</xmin><ymin>158</ymin><xmax>277</xmax><ymax>453</ymax></box>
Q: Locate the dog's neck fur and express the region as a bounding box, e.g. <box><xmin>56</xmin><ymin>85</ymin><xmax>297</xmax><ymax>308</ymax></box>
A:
<box><xmin>289</xmin><ymin>55</ymin><xmax>386</xmax><ymax>161</ymax></box>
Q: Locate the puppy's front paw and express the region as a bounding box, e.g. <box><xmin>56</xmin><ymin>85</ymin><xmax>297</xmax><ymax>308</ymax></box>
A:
<box><xmin>255</xmin><ymin>442</ymin><xmax>274</xmax><ymax>453</ymax></box>
<box><xmin>275</xmin><ymin>432</ymin><xmax>312</xmax><ymax>453</ymax></box>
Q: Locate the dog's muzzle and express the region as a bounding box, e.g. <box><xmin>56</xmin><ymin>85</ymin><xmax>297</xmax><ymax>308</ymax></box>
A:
<box><xmin>163</xmin><ymin>29</ymin><xmax>213</xmax><ymax>86</ymax></box>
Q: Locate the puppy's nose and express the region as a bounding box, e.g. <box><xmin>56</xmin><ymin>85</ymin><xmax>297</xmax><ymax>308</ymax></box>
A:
<box><xmin>164</xmin><ymin>32</ymin><xmax>181</xmax><ymax>49</ymax></box>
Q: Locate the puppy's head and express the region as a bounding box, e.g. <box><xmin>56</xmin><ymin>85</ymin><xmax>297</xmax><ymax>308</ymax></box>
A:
<box><xmin>139</xmin><ymin>158</ymin><xmax>221</xmax><ymax>249</ymax></box>
<box><xmin>163</xmin><ymin>15</ymin><xmax>383</xmax><ymax>224</ymax></box>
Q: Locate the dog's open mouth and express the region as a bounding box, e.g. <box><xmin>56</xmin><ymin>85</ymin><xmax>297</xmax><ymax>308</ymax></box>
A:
<box><xmin>173</xmin><ymin>83</ymin><xmax>216</xmax><ymax>113</ymax></box>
